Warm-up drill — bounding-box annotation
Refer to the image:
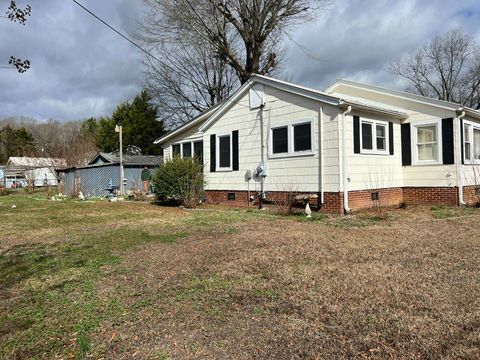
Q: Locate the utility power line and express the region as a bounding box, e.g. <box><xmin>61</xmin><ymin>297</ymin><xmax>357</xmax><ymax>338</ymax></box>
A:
<box><xmin>70</xmin><ymin>0</ymin><xmax>163</xmax><ymax>64</ymax></box>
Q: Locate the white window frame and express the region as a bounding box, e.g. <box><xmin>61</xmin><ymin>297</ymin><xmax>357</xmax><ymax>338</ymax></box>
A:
<box><xmin>216</xmin><ymin>133</ymin><xmax>233</xmax><ymax>172</ymax></box>
<box><xmin>411</xmin><ymin>119</ymin><xmax>443</xmax><ymax>165</ymax></box>
<box><xmin>463</xmin><ymin>120</ymin><xmax>480</xmax><ymax>164</ymax></box>
<box><xmin>359</xmin><ymin>118</ymin><xmax>389</xmax><ymax>155</ymax></box>
<box><xmin>268</xmin><ymin>119</ymin><xmax>315</xmax><ymax>159</ymax></box>
<box><xmin>170</xmin><ymin>138</ymin><xmax>203</xmax><ymax>160</ymax></box>
<box><xmin>270</xmin><ymin>125</ymin><xmax>289</xmax><ymax>156</ymax></box>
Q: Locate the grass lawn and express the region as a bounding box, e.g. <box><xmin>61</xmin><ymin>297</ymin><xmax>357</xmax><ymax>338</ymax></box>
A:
<box><xmin>0</xmin><ymin>194</ymin><xmax>479</xmax><ymax>359</ymax></box>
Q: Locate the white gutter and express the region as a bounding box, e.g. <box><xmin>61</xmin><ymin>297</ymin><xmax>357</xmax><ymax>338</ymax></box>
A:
<box><xmin>319</xmin><ymin>106</ymin><xmax>324</xmax><ymax>204</ymax></box>
<box><xmin>456</xmin><ymin>109</ymin><xmax>466</xmax><ymax>206</ymax></box>
<box><xmin>341</xmin><ymin>105</ymin><xmax>352</xmax><ymax>213</ymax></box>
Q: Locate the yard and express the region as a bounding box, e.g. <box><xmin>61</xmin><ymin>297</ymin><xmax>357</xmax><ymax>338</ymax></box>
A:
<box><xmin>0</xmin><ymin>194</ymin><xmax>479</xmax><ymax>359</ymax></box>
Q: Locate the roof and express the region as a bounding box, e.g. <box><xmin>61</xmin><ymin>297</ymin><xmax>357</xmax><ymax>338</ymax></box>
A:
<box><xmin>154</xmin><ymin>101</ymin><xmax>225</xmax><ymax>145</ymax></box>
<box><xmin>6</xmin><ymin>157</ymin><xmax>66</xmax><ymax>168</ymax></box>
<box><xmin>325</xmin><ymin>79</ymin><xmax>480</xmax><ymax>119</ymax></box>
<box><xmin>88</xmin><ymin>152</ymin><xmax>162</xmax><ymax>166</ymax></box>
<box><xmin>198</xmin><ymin>75</ymin><xmax>408</xmax><ymax>132</ymax></box>
<box><xmin>154</xmin><ymin>75</ymin><xmax>413</xmax><ymax>145</ymax></box>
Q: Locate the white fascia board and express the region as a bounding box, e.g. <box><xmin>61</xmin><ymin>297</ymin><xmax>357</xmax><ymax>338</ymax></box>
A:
<box><xmin>198</xmin><ymin>79</ymin><xmax>254</xmax><ymax>132</ymax></box>
<box><xmin>153</xmin><ymin>107</ymin><xmax>217</xmax><ymax>145</ymax></box>
<box><xmin>199</xmin><ymin>75</ymin><xmax>342</xmax><ymax>132</ymax></box>
<box><xmin>325</xmin><ymin>79</ymin><xmax>467</xmax><ymax>113</ymax></box>
<box><xmin>343</xmin><ymin>101</ymin><xmax>408</xmax><ymax>120</ymax></box>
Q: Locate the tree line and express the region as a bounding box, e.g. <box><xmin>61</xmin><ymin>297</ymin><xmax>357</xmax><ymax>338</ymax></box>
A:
<box><xmin>4</xmin><ymin>0</ymin><xmax>480</xmax><ymax>168</ymax></box>
<box><xmin>0</xmin><ymin>90</ymin><xmax>166</xmax><ymax>166</ymax></box>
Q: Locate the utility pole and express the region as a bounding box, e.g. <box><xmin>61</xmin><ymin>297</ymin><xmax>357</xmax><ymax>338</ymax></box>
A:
<box><xmin>115</xmin><ymin>125</ymin><xmax>124</xmax><ymax>196</ymax></box>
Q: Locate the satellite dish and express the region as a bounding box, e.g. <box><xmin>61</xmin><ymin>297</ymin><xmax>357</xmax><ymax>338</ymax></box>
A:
<box><xmin>245</xmin><ymin>170</ymin><xmax>252</xmax><ymax>182</ymax></box>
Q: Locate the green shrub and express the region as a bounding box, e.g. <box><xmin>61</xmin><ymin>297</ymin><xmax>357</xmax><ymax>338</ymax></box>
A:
<box><xmin>152</xmin><ymin>157</ymin><xmax>204</xmax><ymax>208</ymax></box>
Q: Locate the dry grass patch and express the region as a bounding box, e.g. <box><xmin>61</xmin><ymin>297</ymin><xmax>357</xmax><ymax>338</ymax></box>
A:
<box><xmin>0</xmin><ymin>194</ymin><xmax>479</xmax><ymax>359</ymax></box>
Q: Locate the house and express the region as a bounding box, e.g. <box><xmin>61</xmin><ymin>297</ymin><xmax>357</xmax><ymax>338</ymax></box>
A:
<box><xmin>3</xmin><ymin>157</ymin><xmax>66</xmax><ymax>189</ymax></box>
<box><xmin>154</xmin><ymin>75</ymin><xmax>480</xmax><ymax>214</ymax></box>
<box><xmin>61</xmin><ymin>152</ymin><xmax>162</xmax><ymax>197</ymax></box>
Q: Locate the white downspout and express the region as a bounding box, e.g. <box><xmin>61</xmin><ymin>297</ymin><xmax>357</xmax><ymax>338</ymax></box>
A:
<box><xmin>319</xmin><ymin>106</ymin><xmax>324</xmax><ymax>204</ymax></box>
<box><xmin>457</xmin><ymin>109</ymin><xmax>466</xmax><ymax>206</ymax></box>
<box><xmin>342</xmin><ymin>105</ymin><xmax>352</xmax><ymax>213</ymax></box>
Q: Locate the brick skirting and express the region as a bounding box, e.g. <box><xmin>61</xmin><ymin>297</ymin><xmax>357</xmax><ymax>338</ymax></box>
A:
<box><xmin>402</xmin><ymin>187</ymin><xmax>458</xmax><ymax>207</ymax></box>
<box><xmin>462</xmin><ymin>185</ymin><xmax>480</xmax><ymax>206</ymax></box>
<box><xmin>205</xmin><ymin>186</ymin><xmax>462</xmax><ymax>214</ymax></box>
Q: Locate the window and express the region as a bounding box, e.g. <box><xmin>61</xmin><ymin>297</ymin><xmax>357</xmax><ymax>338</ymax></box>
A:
<box><xmin>360</xmin><ymin>119</ymin><xmax>389</xmax><ymax>154</ymax></box>
<box><xmin>171</xmin><ymin>140</ymin><xmax>203</xmax><ymax>162</ymax></box>
<box><xmin>464</xmin><ymin>124</ymin><xmax>471</xmax><ymax>161</ymax></box>
<box><xmin>474</xmin><ymin>129</ymin><xmax>480</xmax><ymax>160</ymax></box>
<box><xmin>172</xmin><ymin>144</ymin><xmax>181</xmax><ymax>157</ymax></box>
<box><xmin>376</xmin><ymin>124</ymin><xmax>387</xmax><ymax>151</ymax></box>
<box><xmin>272</xmin><ymin>127</ymin><xmax>288</xmax><ymax>154</ymax></box>
<box><xmin>218</xmin><ymin>134</ymin><xmax>231</xmax><ymax>170</ymax></box>
<box><xmin>193</xmin><ymin>141</ymin><xmax>203</xmax><ymax>162</ymax></box>
<box><xmin>182</xmin><ymin>142</ymin><xmax>192</xmax><ymax>158</ymax></box>
<box><xmin>415</xmin><ymin>123</ymin><xmax>439</xmax><ymax>162</ymax></box>
<box><xmin>293</xmin><ymin>123</ymin><xmax>312</xmax><ymax>152</ymax></box>
<box><xmin>268</xmin><ymin>120</ymin><xmax>314</xmax><ymax>158</ymax></box>
<box><xmin>361</xmin><ymin>122</ymin><xmax>373</xmax><ymax>150</ymax></box>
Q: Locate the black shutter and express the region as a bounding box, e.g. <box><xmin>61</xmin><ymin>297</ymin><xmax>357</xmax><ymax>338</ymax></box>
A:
<box><xmin>353</xmin><ymin>115</ymin><xmax>360</xmax><ymax>154</ymax></box>
<box><xmin>442</xmin><ymin>118</ymin><xmax>454</xmax><ymax>165</ymax></box>
<box><xmin>210</xmin><ymin>134</ymin><xmax>216</xmax><ymax>172</ymax></box>
<box><xmin>232</xmin><ymin>130</ymin><xmax>239</xmax><ymax>171</ymax></box>
<box><xmin>460</xmin><ymin>118</ymin><xmax>464</xmax><ymax>165</ymax></box>
<box><xmin>401</xmin><ymin>123</ymin><xmax>411</xmax><ymax>166</ymax></box>
<box><xmin>389</xmin><ymin>122</ymin><xmax>394</xmax><ymax>155</ymax></box>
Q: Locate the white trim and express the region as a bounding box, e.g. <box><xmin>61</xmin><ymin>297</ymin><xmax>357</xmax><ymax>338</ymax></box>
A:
<box><xmin>216</xmin><ymin>133</ymin><xmax>233</xmax><ymax>172</ymax></box>
<box><xmin>198</xmin><ymin>75</ymin><xmax>406</xmax><ymax>133</ymax></box>
<box><xmin>358</xmin><ymin>118</ymin><xmax>389</xmax><ymax>155</ymax></box>
<box><xmin>462</xmin><ymin>120</ymin><xmax>480</xmax><ymax>164</ymax></box>
<box><xmin>411</xmin><ymin>119</ymin><xmax>443</xmax><ymax>165</ymax></box>
<box><xmin>268</xmin><ymin>119</ymin><xmax>315</xmax><ymax>159</ymax></box>
<box><xmin>325</xmin><ymin>79</ymin><xmax>477</xmax><ymax>114</ymax></box>
<box><xmin>154</xmin><ymin>105</ymin><xmax>221</xmax><ymax>145</ymax></box>
<box><xmin>170</xmin><ymin>139</ymin><xmax>204</xmax><ymax>160</ymax></box>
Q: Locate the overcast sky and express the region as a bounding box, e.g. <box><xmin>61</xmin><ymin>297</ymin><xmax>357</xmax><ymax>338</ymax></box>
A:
<box><xmin>1</xmin><ymin>0</ymin><xmax>480</xmax><ymax>121</ymax></box>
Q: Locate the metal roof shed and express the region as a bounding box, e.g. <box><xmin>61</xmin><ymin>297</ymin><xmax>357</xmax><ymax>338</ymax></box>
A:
<box><xmin>60</xmin><ymin>153</ymin><xmax>162</xmax><ymax>198</ymax></box>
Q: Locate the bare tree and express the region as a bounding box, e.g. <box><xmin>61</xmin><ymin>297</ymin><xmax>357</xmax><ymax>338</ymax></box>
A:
<box><xmin>392</xmin><ymin>29</ymin><xmax>480</xmax><ymax>109</ymax></box>
<box><xmin>1</xmin><ymin>1</ymin><xmax>32</xmax><ymax>73</ymax></box>
<box><xmin>0</xmin><ymin>118</ymin><xmax>98</xmax><ymax>167</ymax></box>
<box><xmin>140</xmin><ymin>0</ymin><xmax>330</xmax><ymax>125</ymax></box>
<box><xmin>142</xmin><ymin>39</ymin><xmax>238</xmax><ymax>125</ymax></box>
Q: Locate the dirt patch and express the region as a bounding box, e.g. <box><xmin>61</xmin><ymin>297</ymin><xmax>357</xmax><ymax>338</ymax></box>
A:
<box><xmin>1</xmin><ymin>195</ymin><xmax>479</xmax><ymax>359</ymax></box>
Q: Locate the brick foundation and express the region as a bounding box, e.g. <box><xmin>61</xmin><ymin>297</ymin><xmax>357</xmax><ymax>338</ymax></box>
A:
<box><xmin>462</xmin><ymin>185</ymin><xmax>480</xmax><ymax>206</ymax></box>
<box><xmin>402</xmin><ymin>187</ymin><xmax>458</xmax><ymax>207</ymax></box>
<box><xmin>347</xmin><ymin>188</ymin><xmax>404</xmax><ymax>210</ymax></box>
<box><xmin>205</xmin><ymin>186</ymin><xmax>463</xmax><ymax>214</ymax></box>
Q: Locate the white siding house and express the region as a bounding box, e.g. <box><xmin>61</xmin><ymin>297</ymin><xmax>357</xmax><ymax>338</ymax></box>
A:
<box><xmin>155</xmin><ymin>75</ymin><xmax>480</xmax><ymax>213</ymax></box>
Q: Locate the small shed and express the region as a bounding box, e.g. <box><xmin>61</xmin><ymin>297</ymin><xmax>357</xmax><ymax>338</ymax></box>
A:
<box><xmin>61</xmin><ymin>152</ymin><xmax>162</xmax><ymax>197</ymax></box>
<box><xmin>3</xmin><ymin>157</ymin><xmax>66</xmax><ymax>188</ymax></box>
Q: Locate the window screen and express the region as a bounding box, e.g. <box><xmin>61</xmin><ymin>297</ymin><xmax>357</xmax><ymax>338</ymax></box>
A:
<box><xmin>464</xmin><ymin>124</ymin><xmax>471</xmax><ymax>161</ymax></box>
<box><xmin>272</xmin><ymin>127</ymin><xmax>288</xmax><ymax>154</ymax></box>
<box><xmin>362</xmin><ymin>122</ymin><xmax>373</xmax><ymax>150</ymax></box>
<box><xmin>376</xmin><ymin>124</ymin><xmax>386</xmax><ymax>151</ymax></box>
<box><xmin>193</xmin><ymin>141</ymin><xmax>203</xmax><ymax>162</ymax></box>
<box><xmin>182</xmin><ymin>142</ymin><xmax>192</xmax><ymax>158</ymax></box>
<box><xmin>293</xmin><ymin>123</ymin><xmax>311</xmax><ymax>152</ymax></box>
<box><xmin>474</xmin><ymin>128</ymin><xmax>480</xmax><ymax>160</ymax></box>
<box><xmin>172</xmin><ymin>144</ymin><xmax>181</xmax><ymax>157</ymax></box>
<box><xmin>417</xmin><ymin>125</ymin><xmax>438</xmax><ymax>161</ymax></box>
<box><xmin>219</xmin><ymin>135</ymin><xmax>231</xmax><ymax>168</ymax></box>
